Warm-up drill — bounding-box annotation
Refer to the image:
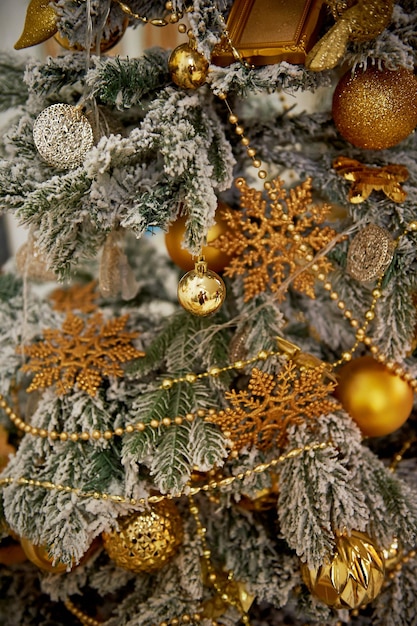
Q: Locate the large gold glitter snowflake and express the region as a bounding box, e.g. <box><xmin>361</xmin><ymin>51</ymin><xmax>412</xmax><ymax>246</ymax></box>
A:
<box><xmin>20</xmin><ymin>312</ymin><xmax>144</xmax><ymax>396</ymax></box>
<box><xmin>213</xmin><ymin>176</ymin><xmax>336</xmax><ymax>301</ymax></box>
<box><xmin>206</xmin><ymin>362</ymin><xmax>338</xmax><ymax>451</ymax></box>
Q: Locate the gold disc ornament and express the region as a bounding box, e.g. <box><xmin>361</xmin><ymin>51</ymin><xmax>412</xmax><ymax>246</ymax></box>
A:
<box><xmin>332</xmin><ymin>66</ymin><xmax>417</xmax><ymax>150</ymax></box>
<box><xmin>33</xmin><ymin>104</ymin><xmax>94</xmax><ymax>169</ymax></box>
<box><xmin>102</xmin><ymin>501</ymin><xmax>183</xmax><ymax>574</ymax></box>
<box><xmin>168</xmin><ymin>41</ymin><xmax>209</xmax><ymax>89</ymax></box>
<box><xmin>301</xmin><ymin>530</ymin><xmax>385</xmax><ymax>609</ymax></box>
<box><xmin>335</xmin><ymin>356</ymin><xmax>414</xmax><ymax>437</ymax></box>
<box><xmin>346</xmin><ymin>224</ymin><xmax>395</xmax><ymax>282</ymax></box>
<box><xmin>165</xmin><ymin>204</ymin><xmax>232</xmax><ymax>273</ymax></box>
<box><xmin>177</xmin><ymin>257</ymin><xmax>226</xmax><ymax>316</ymax></box>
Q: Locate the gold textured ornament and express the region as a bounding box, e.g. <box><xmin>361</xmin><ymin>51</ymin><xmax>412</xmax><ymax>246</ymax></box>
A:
<box><xmin>99</xmin><ymin>231</ymin><xmax>139</xmax><ymax>300</ymax></box>
<box><xmin>168</xmin><ymin>40</ymin><xmax>209</xmax><ymax>89</ymax></box>
<box><xmin>177</xmin><ymin>257</ymin><xmax>226</xmax><ymax>316</ymax></box>
<box><xmin>306</xmin><ymin>0</ymin><xmax>394</xmax><ymax>71</ymax></box>
<box><xmin>346</xmin><ymin>224</ymin><xmax>395</xmax><ymax>282</ymax></box>
<box><xmin>14</xmin><ymin>0</ymin><xmax>58</xmax><ymax>49</ymax></box>
<box><xmin>33</xmin><ymin>104</ymin><xmax>94</xmax><ymax>169</ymax></box>
<box><xmin>15</xmin><ymin>234</ymin><xmax>56</xmax><ymax>282</ymax></box>
<box><xmin>332</xmin><ymin>66</ymin><xmax>417</xmax><ymax>150</ymax></box>
<box><xmin>335</xmin><ymin>356</ymin><xmax>414</xmax><ymax>437</ymax></box>
<box><xmin>102</xmin><ymin>501</ymin><xmax>183</xmax><ymax>573</ymax></box>
<box><xmin>211</xmin><ymin>0</ymin><xmax>325</xmax><ymax>66</ymax></box>
<box><xmin>301</xmin><ymin>530</ymin><xmax>385</xmax><ymax>609</ymax></box>
<box><xmin>333</xmin><ymin>156</ymin><xmax>409</xmax><ymax>204</ymax></box>
<box><xmin>20</xmin><ymin>538</ymin><xmax>68</xmax><ymax>573</ymax></box>
<box><xmin>165</xmin><ymin>204</ymin><xmax>232</xmax><ymax>273</ymax></box>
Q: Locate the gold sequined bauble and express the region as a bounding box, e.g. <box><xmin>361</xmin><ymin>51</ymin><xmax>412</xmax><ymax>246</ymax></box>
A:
<box><xmin>332</xmin><ymin>66</ymin><xmax>417</xmax><ymax>150</ymax></box>
<box><xmin>102</xmin><ymin>501</ymin><xmax>183</xmax><ymax>573</ymax></box>
<box><xmin>301</xmin><ymin>530</ymin><xmax>385</xmax><ymax>609</ymax></box>
<box><xmin>54</xmin><ymin>17</ymin><xmax>128</xmax><ymax>52</ymax></box>
<box><xmin>165</xmin><ymin>204</ymin><xmax>231</xmax><ymax>273</ymax></box>
<box><xmin>20</xmin><ymin>538</ymin><xmax>68</xmax><ymax>573</ymax></box>
<box><xmin>168</xmin><ymin>43</ymin><xmax>209</xmax><ymax>89</ymax></box>
<box><xmin>177</xmin><ymin>258</ymin><xmax>226</xmax><ymax>316</ymax></box>
<box><xmin>335</xmin><ymin>356</ymin><xmax>414</xmax><ymax>437</ymax></box>
<box><xmin>33</xmin><ymin>104</ymin><xmax>94</xmax><ymax>169</ymax></box>
<box><xmin>14</xmin><ymin>0</ymin><xmax>58</xmax><ymax>49</ymax></box>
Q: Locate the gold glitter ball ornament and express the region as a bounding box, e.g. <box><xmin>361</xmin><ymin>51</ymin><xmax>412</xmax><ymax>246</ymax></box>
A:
<box><xmin>102</xmin><ymin>501</ymin><xmax>183</xmax><ymax>573</ymax></box>
<box><xmin>346</xmin><ymin>224</ymin><xmax>395</xmax><ymax>282</ymax></box>
<box><xmin>332</xmin><ymin>66</ymin><xmax>417</xmax><ymax>150</ymax></box>
<box><xmin>168</xmin><ymin>42</ymin><xmax>209</xmax><ymax>89</ymax></box>
<box><xmin>301</xmin><ymin>530</ymin><xmax>385</xmax><ymax>609</ymax></box>
<box><xmin>33</xmin><ymin>104</ymin><xmax>94</xmax><ymax>169</ymax></box>
<box><xmin>178</xmin><ymin>257</ymin><xmax>226</xmax><ymax>316</ymax></box>
<box><xmin>335</xmin><ymin>356</ymin><xmax>414</xmax><ymax>437</ymax></box>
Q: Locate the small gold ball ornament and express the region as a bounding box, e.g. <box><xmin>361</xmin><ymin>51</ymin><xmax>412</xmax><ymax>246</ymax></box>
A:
<box><xmin>335</xmin><ymin>356</ymin><xmax>414</xmax><ymax>437</ymax></box>
<box><xmin>177</xmin><ymin>257</ymin><xmax>226</xmax><ymax>316</ymax></box>
<box><xmin>102</xmin><ymin>501</ymin><xmax>183</xmax><ymax>573</ymax></box>
<box><xmin>301</xmin><ymin>530</ymin><xmax>385</xmax><ymax>610</ymax></box>
<box><xmin>332</xmin><ymin>66</ymin><xmax>417</xmax><ymax>150</ymax></box>
<box><xmin>165</xmin><ymin>204</ymin><xmax>232</xmax><ymax>273</ymax></box>
<box><xmin>168</xmin><ymin>41</ymin><xmax>209</xmax><ymax>89</ymax></box>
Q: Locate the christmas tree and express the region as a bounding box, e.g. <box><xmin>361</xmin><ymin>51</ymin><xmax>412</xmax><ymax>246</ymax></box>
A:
<box><xmin>1</xmin><ymin>1</ymin><xmax>417</xmax><ymax>624</ymax></box>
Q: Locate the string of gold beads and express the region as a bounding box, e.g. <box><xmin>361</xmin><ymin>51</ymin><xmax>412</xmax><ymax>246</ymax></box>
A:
<box><xmin>0</xmin><ymin>441</ymin><xmax>331</xmax><ymax>506</ymax></box>
<box><xmin>113</xmin><ymin>0</ymin><xmax>188</xmax><ymax>26</ymax></box>
<box><xmin>189</xmin><ymin>494</ymin><xmax>252</xmax><ymax>625</ymax></box>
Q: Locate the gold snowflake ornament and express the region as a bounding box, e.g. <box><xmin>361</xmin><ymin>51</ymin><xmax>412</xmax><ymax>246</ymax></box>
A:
<box><xmin>213</xmin><ymin>176</ymin><xmax>336</xmax><ymax>301</ymax></box>
<box><xmin>20</xmin><ymin>312</ymin><xmax>144</xmax><ymax>396</ymax></box>
<box><xmin>49</xmin><ymin>281</ymin><xmax>99</xmax><ymax>314</ymax></box>
<box><xmin>206</xmin><ymin>361</ymin><xmax>338</xmax><ymax>451</ymax></box>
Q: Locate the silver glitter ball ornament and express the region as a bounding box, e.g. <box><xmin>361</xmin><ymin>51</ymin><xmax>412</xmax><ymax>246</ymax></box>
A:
<box><xmin>33</xmin><ymin>103</ymin><xmax>94</xmax><ymax>169</ymax></box>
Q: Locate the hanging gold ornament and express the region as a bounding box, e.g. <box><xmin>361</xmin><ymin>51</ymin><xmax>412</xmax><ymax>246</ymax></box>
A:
<box><xmin>306</xmin><ymin>0</ymin><xmax>394</xmax><ymax>71</ymax></box>
<box><xmin>54</xmin><ymin>17</ymin><xmax>129</xmax><ymax>52</ymax></box>
<box><xmin>102</xmin><ymin>501</ymin><xmax>183</xmax><ymax>573</ymax></box>
<box><xmin>16</xmin><ymin>233</ymin><xmax>56</xmax><ymax>282</ymax></box>
<box><xmin>332</xmin><ymin>66</ymin><xmax>417</xmax><ymax>150</ymax></box>
<box><xmin>177</xmin><ymin>257</ymin><xmax>226</xmax><ymax>316</ymax></box>
<box><xmin>165</xmin><ymin>203</ymin><xmax>232</xmax><ymax>273</ymax></box>
<box><xmin>14</xmin><ymin>0</ymin><xmax>58</xmax><ymax>50</ymax></box>
<box><xmin>168</xmin><ymin>39</ymin><xmax>209</xmax><ymax>89</ymax></box>
<box><xmin>33</xmin><ymin>104</ymin><xmax>94</xmax><ymax>170</ymax></box>
<box><xmin>20</xmin><ymin>538</ymin><xmax>69</xmax><ymax>573</ymax></box>
<box><xmin>346</xmin><ymin>224</ymin><xmax>396</xmax><ymax>283</ymax></box>
<box><xmin>335</xmin><ymin>356</ymin><xmax>414</xmax><ymax>437</ymax></box>
<box><xmin>301</xmin><ymin>530</ymin><xmax>385</xmax><ymax>609</ymax></box>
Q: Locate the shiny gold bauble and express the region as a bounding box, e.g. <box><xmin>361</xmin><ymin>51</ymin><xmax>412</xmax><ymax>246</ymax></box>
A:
<box><xmin>165</xmin><ymin>205</ymin><xmax>231</xmax><ymax>273</ymax></box>
<box><xmin>383</xmin><ymin>536</ymin><xmax>403</xmax><ymax>572</ymax></box>
<box><xmin>102</xmin><ymin>501</ymin><xmax>183</xmax><ymax>573</ymax></box>
<box><xmin>14</xmin><ymin>0</ymin><xmax>58</xmax><ymax>49</ymax></box>
<box><xmin>332</xmin><ymin>66</ymin><xmax>417</xmax><ymax>150</ymax></box>
<box><xmin>177</xmin><ymin>258</ymin><xmax>226</xmax><ymax>316</ymax></box>
<box><xmin>20</xmin><ymin>538</ymin><xmax>68</xmax><ymax>573</ymax></box>
<box><xmin>301</xmin><ymin>530</ymin><xmax>385</xmax><ymax>610</ymax></box>
<box><xmin>168</xmin><ymin>43</ymin><xmax>209</xmax><ymax>89</ymax></box>
<box><xmin>335</xmin><ymin>356</ymin><xmax>414</xmax><ymax>437</ymax></box>
<box><xmin>54</xmin><ymin>18</ymin><xmax>128</xmax><ymax>52</ymax></box>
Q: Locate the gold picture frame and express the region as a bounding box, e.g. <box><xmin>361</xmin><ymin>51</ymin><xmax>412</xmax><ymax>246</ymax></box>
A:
<box><xmin>212</xmin><ymin>0</ymin><xmax>325</xmax><ymax>66</ymax></box>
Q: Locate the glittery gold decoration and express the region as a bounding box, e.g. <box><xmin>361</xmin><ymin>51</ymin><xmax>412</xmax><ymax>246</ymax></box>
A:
<box><xmin>201</xmin><ymin>568</ymin><xmax>255</xmax><ymax>619</ymax></box>
<box><xmin>213</xmin><ymin>176</ymin><xmax>336</xmax><ymax>302</ymax></box>
<box><xmin>301</xmin><ymin>530</ymin><xmax>385</xmax><ymax>609</ymax></box>
<box><xmin>33</xmin><ymin>104</ymin><xmax>94</xmax><ymax>169</ymax></box>
<box><xmin>14</xmin><ymin>0</ymin><xmax>58</xmax><ymax>49</ymax></box>
<box><xmin>102</xmin><ymin>502</ymin><xmax>183</xmax><ymax>573</ymax></box>
<box><xmin>306</xmin><ymin>0</ymin><xmax>393</xmax><ymax>71</ymax></box>
<box><xmin>20</xmin><ymin>312</ymin><xmax>144</xmax><ymax>396</ymax></box>
<box><xmin>168</xmin><ymin>41</ymin><xmax>209</xmax><ymax>89</ymax></box>
<box><xmin>333</xmin><ymin>156</ymin><xmax>409</xmax><ymax>204</ymax></box>
<box><xmin>383</xmin><ymin>537</ymin><xmax>402</xmax><ymax>572</ymax></box>
<box><xmin>177</xmin><ymin>258</ymin><xmax>226</xmax><ymax>316</ymax></box>
<box><xmin>206</xmin><ymin>361</ymin><xmax>338</xmax><ymax>451</ymax></box>
<box><xmin>49</xmin><ymin>281</ymin><xmax>99</xmax><ymax>314</ymax></box>
<box><xmin>332</xmin><ymin>66</ymin><xmax>417</xmax><ymax>150</ymax></box>
<box><xmin>99</xmin><ymin>231</ymin><xmax>139</xmax><ymax>300</ymax></box>
<box><xmin>15</xmin><ymin>235</ymin><xmax>56</xmax><ymax>282</ymax></box>
<box><xmin>276</xmin><ymin>336</ymin><xmax>337</xmax><ymax>381</ymax></box>
<box><xmin>346</xmin><ymin>224</ymin><xmax>395</xmax><ymax>282</ymax></box>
